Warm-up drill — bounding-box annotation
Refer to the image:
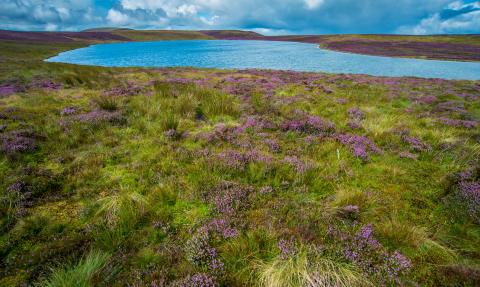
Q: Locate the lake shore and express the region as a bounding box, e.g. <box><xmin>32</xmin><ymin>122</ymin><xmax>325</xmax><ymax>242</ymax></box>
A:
<box><xmin>1</xmin><ymin>29</ymin><xmax>480</xmax><ymax>62</ymax></box>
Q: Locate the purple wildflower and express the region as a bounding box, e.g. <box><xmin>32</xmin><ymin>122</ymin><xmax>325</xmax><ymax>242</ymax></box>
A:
<box><xmin>458</xmin><ymin>179</ymin><xmax>480</xmax><ymax>222</ymax></box>
<box><xmin>400</xmin><ymin>131</ymin><xmax>431</xmax><ymax>152</ymax></box>
<box><xmin>344</xmin><ymin>224</ymin><xmax>412</xmax><ymax>282</ymax></box>
<box><xmin>264</xmin><ymin>138</ymin><xmax>280</xmax><ymax>153</ymax></box>
<box><xmin>0</xmin><ymin>84</ymin><xmax>23</xmax><ymax>97</ymax></box>
<box><xmin>177</xmin><ymin>273</ymin><xmax>218</xmax><ymax>287</ymax></box>
<box><xmin>282</xmin><ymin>155</ymin><xmax>315</xmax><ymax>173</ymax></box>
<box><xmin>212</xmin><ymin>182</ymin><xmax>252</xmax><ymax>215</ymax></box>
<box><xmin>185</xmin><ymin>231</ymin><xmax>224</xmax><ymax>272</ymax></box>
<box><xmin>281</xmin><ymin>115</ymin><xmax>335</xmax><ymax>135</ymax></box>
<box><xmin>1</xmin><ymin>130</ymin><xmax>37</xmax><ymax>154</ymax></box>
<box><xmin>104</xmin><ymin>84</ymin><xmax>143</xmax><ymax>97</ymax></box>
<box><xmin>260</xmin><ymin>186</ymin><xmax>273</xmax><ymax>194</ymax></box>
<box><xmin>31</xmin><ymin>79</ymin><xmax>62</xmax><ymax>90</ymax></box>
<box><xmin>73</xmin><ymin>110</ymin><xmax>123</xmax><ymax>125</ymax></box>
<box><xmin>439</xmin><ymin>117</ymin><xmax>478</xmax><ymax>129</ymax></box>
<box><xmin>347</xmin><ymin>120</ymin><xmax>362</xmax><ymax>130</ymax></box>
<box><xmin>348</xmin><ymin>107</ymin><xmax>365</xmax><ymax>122</ymax></box>
<box><xmin>216</xmin><ymin>149</ymin><xmax>272</xmax><ymax>171</ymax></box>
<box><xmin>200</xmin><ymin>124</ymin><xmax>236</xmax><ymax>143</ymax></box>
<box><xmin>337</xmin><ymin>134</ymin><xmax>382</xmax><ymax>160</ymax></box>
<box><xmin>278</xmin><ymin>239</ymin><xmax>297</xmax><ymax>259</ymax></box>
<box><xmin>203</xmin><ymin>218</ymin><xmax>239</xmax><ymax>239</ymax></box>
<box><xmin>60</xmin><ymin>106</ymin><xmax>77</xmax><ymax>116</ymax></box>
<box><xmin>235</xmin><ymin>117</ymin><xmax>258</xmax><ymax>133</ymax></box>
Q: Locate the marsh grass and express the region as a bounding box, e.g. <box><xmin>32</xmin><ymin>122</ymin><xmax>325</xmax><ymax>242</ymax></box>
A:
<box><xmin>42</xmin><ymin>251</ymin><xmax>109</xmax><ymax>287</ymax></box>
<box><xmin>257</xmin><ymin>250</ymin><xmax>371</xmax><ymax>287</ymax></box>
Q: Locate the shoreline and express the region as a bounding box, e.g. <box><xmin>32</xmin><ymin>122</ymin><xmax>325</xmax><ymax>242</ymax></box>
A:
<box><xmin>1</xmin><ymin>29</ymin><xmax>480</xmax><ymax>62</ymax></box>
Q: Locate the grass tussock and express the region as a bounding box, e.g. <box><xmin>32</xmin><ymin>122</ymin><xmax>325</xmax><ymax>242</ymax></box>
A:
<box><xmin>42</xmin><ymin>251</ymin><xmax>109</xmax><ymax>287</ymax></box>
<box><xmin>257</xmin><ymin>251</ymin><xmax>371</xmax><ymax>287</ymax></box>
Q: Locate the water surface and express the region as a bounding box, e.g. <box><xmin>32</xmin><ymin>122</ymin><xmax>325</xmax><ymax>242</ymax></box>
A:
<box><xmin>47</xmin><ymin>40</ymin><xmax>480</xmax><ymax>80</ymax></box>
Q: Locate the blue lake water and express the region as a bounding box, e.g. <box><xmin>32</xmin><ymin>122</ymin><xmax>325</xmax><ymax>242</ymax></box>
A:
<box><xmin>46</xmin><ymin>40</ymin><xmax>480</xmax><ymax>80</ymax></box>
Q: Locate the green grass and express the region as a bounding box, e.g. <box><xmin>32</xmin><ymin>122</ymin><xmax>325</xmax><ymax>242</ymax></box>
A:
<box><xmin>0</xmin><ymin>37</ymin><xmax>479</xmax><ymax>286</ymax></box>
<box><xmin>42</xmin><ymin>251</ymin><xmax>110</xmax><ymax>287</ymax></box>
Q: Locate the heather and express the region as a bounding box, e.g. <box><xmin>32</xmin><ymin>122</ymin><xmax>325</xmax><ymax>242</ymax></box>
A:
<box><xmin>0</xmin><ymin>39</ymin><xmax>480</xmax><ymax>287</ymax></box>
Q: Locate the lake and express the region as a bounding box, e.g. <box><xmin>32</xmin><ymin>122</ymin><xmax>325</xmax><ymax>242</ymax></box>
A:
<box><xmin>46</xmin><ymin>40</ymin><xmax>480</xmax><ymax>80</ymax></box>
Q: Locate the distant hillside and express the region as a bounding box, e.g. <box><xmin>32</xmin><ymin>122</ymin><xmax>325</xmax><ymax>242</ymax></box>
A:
<box><xmin>0</xmin><ymin>29</ymin><xmax>129</xmax><ymax>42</ymax></box>
<box><xmin>111</xmin><ymin>30</ymin><xmax>213</xmax><ymax>41</ymax></box>
<box><xmin>200</xmin><ymin>30</ymin><xmax>264</xmax><ymax>39</ymax></box>
<box><xmin>82</xmin><ymin>27</ymin><xmax>133</xmax><ymax>32</ymax></box>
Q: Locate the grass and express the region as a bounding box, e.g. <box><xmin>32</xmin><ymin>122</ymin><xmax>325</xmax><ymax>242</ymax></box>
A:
<box><xmin>257</xmin><ymin>250</ymin><xmax>371</xmax><ymax>287</ymax></box>
<box><xmin>0</xmin><ymin>36</ymin><xmax>479</xmax><ymax>286</ymax></box>
<box><xmin>42</xmin><ymin>251</ymin><xmax>110</xmax><ymax>287</ymax></box>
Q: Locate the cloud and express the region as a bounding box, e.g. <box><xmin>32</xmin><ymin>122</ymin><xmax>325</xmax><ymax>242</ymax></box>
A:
<box><xmin>0</xmin><ymin>0</ymin><xmax>478</xmax><ymax>34</ymax></box>
<box><xmin>107</xmin><ymin>9</ymin><xmax>130</xmax><ymax>25</ymax></box>
<box><xmin>304</xmin><ymin>0</ymin><xmax>324</xmax><ymax>9</ymax></box>
<box><xmin>0</xmin><ymin>0</ymin><xmax>101</xmax><ymax>31</ymax></box>
<box><xmin>397</xmin><ymin>0</ymin><xmax>480</xmax><ymax>34</ymax></box>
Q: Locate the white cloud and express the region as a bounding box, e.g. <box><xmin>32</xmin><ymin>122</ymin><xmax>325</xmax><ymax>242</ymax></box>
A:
<box><xmin>107</xmin><ymin>9</ymin><xmax>130</xmax><ymax>25</ymax></box>
<box><xmin>177</xmin><ymin>4</ymin><xmax>198</xmax><ymax>16</ymax></box>
<box><xmin>397</xmin><ymin>1</ymin><xmax>480</xmax><ymax>34</ymax></box>
<box><xmin>304</xmin><ymin>0</ymin><xmax>324</xmax><ymax>9</ymax></box>
<box><xmin>0</xmin><ymin>0</ymin><xmax>98</xmax><ymax>31</ymax></box>
<box><xmin>45</xmin><ymin>23</ymin><xmax>58</xmax><ymax>31</ymax></box>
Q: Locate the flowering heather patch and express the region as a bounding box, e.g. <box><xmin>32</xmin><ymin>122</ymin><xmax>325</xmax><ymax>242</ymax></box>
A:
<box><xmin>104</xmin><ymin>84</ymin><xmax>143</xmax><ymax>97</ymax></box>
<box><xmin>199</xmin><ymin>124</ymin><xmax>236</xmax><ymax>143</ymax></box>
<box><xmin>415</xmin><ymin>95</ymin><xmax>437</xmax><ymax>105</ymax></box>
<box><xmin>322</xmin><ymin>39</ymin><xmax>480</xmax><ymax>61</ymax></box>
<box><xmin>201</xmin><ymin>218</ymin><xmax>239</xmax><ymax>239</ymax></box>
<box><xmin>176</xmin><ymin>273</ymin><xmax>218</xmax><ymax>287</ymax></box>
<box><xmin>282</xmin><ymin>155</ymin><xmax>315</xmax><ymax>173</ymax></box>
<box><xmin>263</xmin><ymin>138</ymin><xmax>281</xmax><ymax>153</ymax></box>
<box><xmin>344</xmin><ymin>224</ymin><xmax>412</xmax><ymax>283</ymax></box>
<box><xmin>278</xmin><ymin>239</ymin><xmax>297</xmax><ymax>259</ymax></box>
<box><xmin>454</xmin><ymin>169</ymin><xmax>480</xmax><ymax>222</ymax></box>
<box><xmin>347</xmin><ymin>120</ymin><xmax>362</xmax><ymax>130</ymax></box>
<box><xmin>6</xmin><ymin>180</ymin><xmax>33</xmax><ymax>217</ymax></box>
<box><xmin>185</xmin><ymin>231</ymin><xmax>224</xmax><ymax>272</ymax></box>
<box><xmin>347</xmin><ymin>107</ymin><xmax>364</xmax><ymax>130</ymax></box>
<box><xmin>348</xmin><ymin>107</ymin><xmax>365</xmax><ymax>122</ymax></box>
<box><xmin>1</xmin><ymin>130</ymin><xmax>37</xmax><ymax>154</ymax></box>
<box><xmin>164</xmin><ymin>129</ymin><xmax>186</xmax><ymax>140</ymax></box>
<box><xmin>260</xmin><ymin>186</ymin><xmax>273</xmax><ymax>194</ymax></box>
<box><xmin>60</xmin><ymin>106</ymin><xmax>77</xmax><ymax>116</ymax></box>
<box><xmin>73</xmin><ymin>110</ymin><xmax>124</xmax><ymax>125</ymax></box>
<box><xmin>0</xmin><ymin>84</ymin><xmax>23</xmax><ymax>97</ymax></box>
<box><xmin>435</xmin><ymin>101</ymin><xmax>467</xmax><ymax>115</ymax></box>
<box><xmin>210</xmin><ymin>182</ymin><xmax>254</xmax><ymax>215</ymax></box>
<box><xmin>235</xmin><ymin>116</ymin><xmax>276</xmax><ymax>134</ymax></box>
<box><xmin>216</xmin><ymin>149</ymin><xmax>272</xmax><ymax>171</ymax></box>
<box><xmin>30</xmin><ymin>79</ymin><xmax>62</xmax><ymax>90</ymax></box>
<box><xmin>438</xmin><ymin>117</ymin><xmax>478</xmax><ymax>129</ymax></box>
<box><xmin>400</xmin><ymin>131</ymin><xmax>431</xmax><ymax>152</ymax></box>
<box><xmin>281</xmin><ymin>115</ymin><xmax>335</xmax><ymax>135</ymax></box>
<box><xmin>336</xmin><ymin>133</ymin><xmax>382</xmax><ymax>160</ymax></box>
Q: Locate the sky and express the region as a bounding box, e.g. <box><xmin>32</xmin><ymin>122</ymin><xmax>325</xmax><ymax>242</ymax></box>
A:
<box><xmin>0</xmin><ymin>0</ymin><xmax>479</xmax><ymax>35</ymax></box>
